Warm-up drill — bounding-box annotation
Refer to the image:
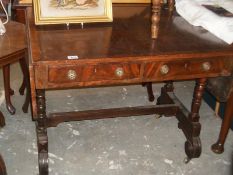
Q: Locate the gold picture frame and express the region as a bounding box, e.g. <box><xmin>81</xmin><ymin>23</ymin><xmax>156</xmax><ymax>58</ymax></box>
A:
<box><xmin>33</xmin><ymin>0</ymin><xmax>113</xmax><ymax>25</ymax></box>
<box><xmin>112</xmin><ymin>0</ymin><xmax>151</xmax><ymax>3</ymax></box>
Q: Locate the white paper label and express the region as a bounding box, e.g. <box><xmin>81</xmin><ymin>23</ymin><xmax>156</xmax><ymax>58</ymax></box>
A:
<box><xmin>67</xmin><ymin>55</ymin><xmax>79</xmax><ymax>60</ymax></box>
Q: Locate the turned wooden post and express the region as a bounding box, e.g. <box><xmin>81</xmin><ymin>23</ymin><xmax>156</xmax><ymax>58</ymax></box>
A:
<box><xmin>151</xmin><ymin>0</ymin><xmax>162</xmax><ymax>39</ymax></box>
<box><xmin>189</xmin><ymin>78</ymin><xmax>207</xmax><ymax>122</ymax></box>
<box><xmin>184</xmin><ymin>78</ymin><xmax>207</xmax><ymax>161</ymax></box>
<box><xmin>168</xmin><ymin>0</ymin><xmax>175</xmax><ymax>12</ymax></box>
<box><xmin>36</xmin><ymin>90</ymin><xmax>49</xmax><ymax>175</ymax></box>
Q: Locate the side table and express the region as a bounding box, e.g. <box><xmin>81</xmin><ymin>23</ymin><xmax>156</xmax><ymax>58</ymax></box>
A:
<box><xmin>0</xmin><ymin>20</ymin><xmax>30</xmax><ymax>116</ymax></box>
<box><xmin>0</xmin><ymin>20</ymin><xmax>30</xmax><ymax>175</ymax></box>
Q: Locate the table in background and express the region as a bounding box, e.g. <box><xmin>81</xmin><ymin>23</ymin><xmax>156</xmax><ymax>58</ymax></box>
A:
<box><xmin>26</xmin><ymin>4</ymin><xmax>233</xmax><ymax>175</ymax></box>
<box><xmin>0</xmin><ymin>20</ymin><xmax>29</xmax><ymax>175</ymax></box>
<box><xmin>12</xmin><ymin>0</ymin><xmax>31</xmax><ymax>24</ymax></box>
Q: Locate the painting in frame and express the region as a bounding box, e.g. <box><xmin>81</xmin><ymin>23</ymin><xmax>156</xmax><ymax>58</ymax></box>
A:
<box><xmin>33</xmin><ymin>0</ymin><xmax>113</xmax><ymax>25</ymax></box>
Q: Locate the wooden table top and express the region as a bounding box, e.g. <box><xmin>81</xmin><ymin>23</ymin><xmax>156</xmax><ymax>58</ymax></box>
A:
<box><xmin>26</xmin><ymin>3</ymin><xmax>233</xmax><ymax>120</ymax></box>
<box><xmin>26</xmin><ymin>4</ymin><xmax>233</xmax><ymax>64</ymax></box>
<box><xmin>0</xmin><ymin>21</ymin><xmax>26</xmax><ymax>62</ymax></box>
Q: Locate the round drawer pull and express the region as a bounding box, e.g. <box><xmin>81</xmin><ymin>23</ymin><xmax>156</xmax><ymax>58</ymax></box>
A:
<box><xmin>67</xmin><ymin>70</ymin><xmax>77</xmax><ymax>80</ymax></box>
<box><xmin>115</xmin><ymin>67</ymin><xmax>124</xmax><ymax>77</ymax></box>
<box><xmin>202</xmin><ymin>62</ymin><xmax>211</xmax><ymax>71</ymax></box>
<box><xmin>160</xmin><ymin>64</ymin><xmax>169</xmax><ymax>75</ymax></box>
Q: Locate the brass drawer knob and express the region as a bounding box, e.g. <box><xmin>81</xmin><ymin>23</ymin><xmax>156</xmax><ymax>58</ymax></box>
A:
<box><xmin>202</xmin><ymin>62</ymin><xmax>211</xmax><ymax>71</ymax></box>
<box><xmin>115</xmin><ymin>67</ymin><xmax>124</xmax><ymax>77</ymax></box>
<box><xmin>160</xmin><ymin>64</ymin><xmax>169</xmax><ymax>75</ymax></box>
<box><xmin>67</xmin><ymin>70</ymin><xmax>77</xmax><ymax>80</ymax></box>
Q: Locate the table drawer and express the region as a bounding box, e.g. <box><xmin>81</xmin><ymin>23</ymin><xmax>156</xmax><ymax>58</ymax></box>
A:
<box><xmin>48</xmin><ymin>63</ymin><xmax>141</xmax><ymax>83</ymax></box>
<box><xmin>144</xmin><ymin>59</ymin><xmax>223</xmax><ymax>81</ymax></box>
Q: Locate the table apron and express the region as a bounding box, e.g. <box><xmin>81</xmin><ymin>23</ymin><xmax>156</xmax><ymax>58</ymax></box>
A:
<box><xmin>33</xmin><ymin>57</ymin><xmax>232</xmax><ymax>89</ymax></box>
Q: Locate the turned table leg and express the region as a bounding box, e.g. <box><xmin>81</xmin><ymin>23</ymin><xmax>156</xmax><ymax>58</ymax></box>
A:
<box><xmin>155</xmin><ymin>79</ymin><xmax>206</xmax><ymax>161</ymax></box>
<box><xmin>36</xmin><ymin>90</ymin><xmax>49</xmax><ymax>175</ymax></box>
<box><xmin>184</xmin><ymin>78</ymin><xmax>206</xmax><ymax>162</ymax></box>
<box><xmin>3</xmin><ymin>65</ymin><xmax>16</xmax><ymax>115</ymax></box>
<box><xmin>211</xmin><ymin>91</ymin><xmax>233</xmax><ymax>154</ymax></box>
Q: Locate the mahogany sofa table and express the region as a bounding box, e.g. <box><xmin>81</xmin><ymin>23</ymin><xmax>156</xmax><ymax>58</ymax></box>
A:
<box><xmin>26</xmin><ymin>5</ymin><xmax>233</xmax><ymax>175</ymax></box>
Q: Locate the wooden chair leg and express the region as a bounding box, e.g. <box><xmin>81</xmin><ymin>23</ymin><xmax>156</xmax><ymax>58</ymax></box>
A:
<box><xmin>211</xmin><ymin>91</ymin><xmax>233</xmax><ymax>154</ymax></box>
<box><xmin>0</xmin><ymin>154</ymin><xmax>7</xmax><ymax>175</ymax></box>
<box><xmin>142</xmin><ymin>82</ymin><xmax>155</xmax><ymax>102</ymax></box>
<box><xmin>3</xmin><ymin>65</ymin><xmax>16</xmax><ymax>115</ymax></box>
<box><xmin>19</xmin><ymin>58</ymin><xmax>30</xmax><ymax>113</ymax></box>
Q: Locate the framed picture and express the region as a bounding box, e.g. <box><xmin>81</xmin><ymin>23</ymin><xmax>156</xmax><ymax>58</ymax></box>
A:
<box><xmin>33</xmin><ymin>0</ymin><xmax>113</xmax><ymax>25</ymax></box>
<box><xmin>112</xmin><ymin>0</ymin><xmax>150</xmax><ymax>3</ymax></box>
